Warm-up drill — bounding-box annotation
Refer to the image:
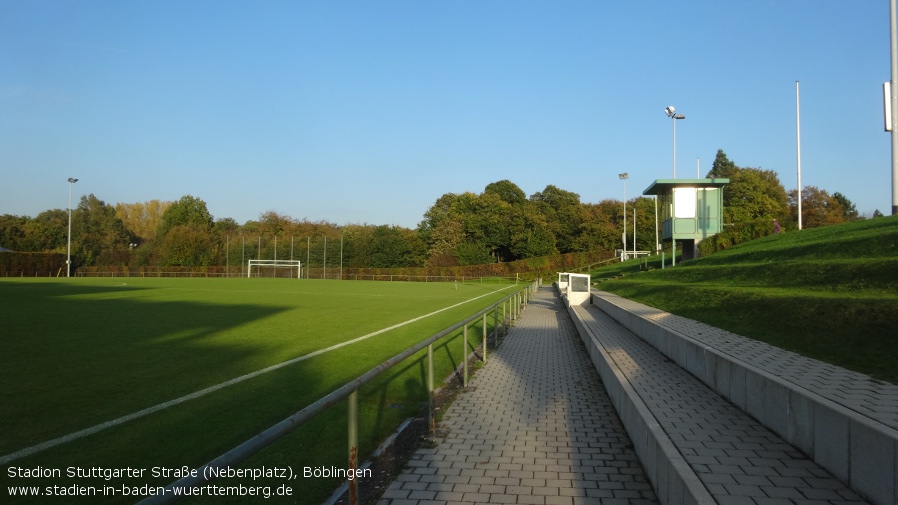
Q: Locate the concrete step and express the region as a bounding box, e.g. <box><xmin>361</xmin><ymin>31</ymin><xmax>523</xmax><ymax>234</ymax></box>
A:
<box><xmin>570</xmin><ymin>302</ymin><xmax>867</xmax><ymax>505</ymax></box>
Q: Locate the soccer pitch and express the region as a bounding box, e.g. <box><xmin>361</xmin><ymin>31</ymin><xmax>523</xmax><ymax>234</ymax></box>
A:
<box><xmin>0</xmin><ymin>277</ymin><xmax>517</xmax><ymax>503</ymax></box>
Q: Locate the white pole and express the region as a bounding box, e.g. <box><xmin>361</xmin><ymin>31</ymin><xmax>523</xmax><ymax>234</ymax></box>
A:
<box><xmin>66</xmin><ymin>179</ymin><xmax>77</xmax><ymax>277</ymax></box>
<box><xmin>891</xmin><ymin>0</ymin><xmax>898</xmax><ymax>215</ymax></box>
<box><xmin>796</xmin><ymin>80</ymin><xmax>803</xmax><ymax>230</ymax></box>
<box><xmin>697</xmin><ymin>157</ymin><xmax>701</xmax><ymax>178</ymax></box>
<box><xmin>622</xmin><ymin>182</ymin><xmax>627</xmax><ymax>259</ymax></box>
<box><xmin>673</xmin><ymin>118</ymin><xmax>677</xmax><ymax>178</ymax></box>
<box><xmin>67</xmin><ymin>183</ymin><xmax>72</xmax><ymax>277</ymax></box>
<box><xmin>633</xmin><ymin>207</ymin><xmax>636</xmax><ymax>258</ymax></box>
<box><xmin>654</xmin><ymin>196</ymin><xmax>659</xmax><ymax>253</ymax></box>
<box><xmin>323</xmin><ymin>236</ymin><xmax>327</xmax><ymax>279</ymax></box>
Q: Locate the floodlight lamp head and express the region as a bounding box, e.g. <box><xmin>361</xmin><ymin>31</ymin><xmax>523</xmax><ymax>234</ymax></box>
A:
<box><xmin>675</xmin><ymin>114</ymin><xmax>685</xmax><ymax>120</ymax></box>
<box><xmin>618</xmin><ymin>173</ymin><xmax>629</xmax><ymax>180</ymax></box>
<box><xmin>664</xmin><ymin>106</ymin><xmax>676</xmax><ymax>117</ymax></box>
<box><xmin>68</xmin><ymin>178</ymin><xmax>78</xmax><ymax>183</ymax></box>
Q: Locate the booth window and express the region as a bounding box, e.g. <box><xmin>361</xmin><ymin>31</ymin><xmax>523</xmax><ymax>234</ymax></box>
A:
<box><xmin>674</xmin><ymin>187</ymin><xmax>696</xmax><ymax>218</ymax></box>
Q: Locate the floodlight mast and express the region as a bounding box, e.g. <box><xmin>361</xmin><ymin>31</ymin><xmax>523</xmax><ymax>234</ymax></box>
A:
<box><xmin>665</xmin><ymin>106</ymin><xmax>686</xmax><ymax>177</ymax></box>
<box><xmin>66</xmin><ymin>177</ymin><xmax>78</xmax><ymax>277</ymax></box>
<box><xmin>891</xmin><ymin>0</ymin><xmax>898</xmax><ymax>215</ymax></box>
<box><xmin>618</xmin><ymin>173</ymin><xmax>629</xmax><ymax>259</ymax></box>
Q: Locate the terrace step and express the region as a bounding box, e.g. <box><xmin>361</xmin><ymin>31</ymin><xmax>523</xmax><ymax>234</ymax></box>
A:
<box><xmin>569</xmin><ymin>301</ymin><xmax>868</xmax><ymax>505</ymax></box>
<box><xmin>571</xmin><ymin>288</ymin><xmax>898</xmax><ymax>505</ymax></box>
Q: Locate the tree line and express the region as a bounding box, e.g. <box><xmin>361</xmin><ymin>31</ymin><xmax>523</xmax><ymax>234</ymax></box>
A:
<box><xmin>0</xmin><ymin>150</ymin><xmax>871</xmax><ymax>271</ymax></box>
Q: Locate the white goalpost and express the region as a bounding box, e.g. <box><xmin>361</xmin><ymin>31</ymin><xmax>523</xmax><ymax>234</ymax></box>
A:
<box><xmin>247</xmin><ymin>259</ymin><xmax>302</xmax><ymax>279</ymax></box>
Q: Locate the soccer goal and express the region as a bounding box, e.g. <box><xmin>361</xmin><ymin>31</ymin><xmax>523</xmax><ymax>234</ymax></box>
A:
<box><xmin>247</xmin><ymin>259</ymin><xmax>302</xmax><ymax>279</ymax></box>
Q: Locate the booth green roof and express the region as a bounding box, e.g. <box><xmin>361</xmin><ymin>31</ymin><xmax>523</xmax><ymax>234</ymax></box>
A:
<box><xmin>642</xmin><ymin>178</ymin><xmax>730</xmax><ymax>196</ymax></box>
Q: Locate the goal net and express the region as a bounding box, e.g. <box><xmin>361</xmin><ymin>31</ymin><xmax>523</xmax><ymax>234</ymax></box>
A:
<box><xmin>247</xmin><ymin>259</ymin><xmax>302</xmax><ymax>279</ymax></box>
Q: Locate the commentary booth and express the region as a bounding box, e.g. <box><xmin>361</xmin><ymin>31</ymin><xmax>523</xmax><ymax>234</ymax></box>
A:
<box><xmin>643</xmin><ymin>178</ymin><xmax>729</xmax><ymax>264</ymax></box>
<box><xmin>557</xmin><ymin>272</ymin><xmax>590</xmax><ymax>306</ymax></box>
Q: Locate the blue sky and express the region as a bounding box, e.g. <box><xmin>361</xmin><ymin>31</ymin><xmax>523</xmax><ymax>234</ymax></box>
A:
<box><xmin>1</xmin><ymin>1</ymin><xmax>893</xmax><ymax>228</ymax></box>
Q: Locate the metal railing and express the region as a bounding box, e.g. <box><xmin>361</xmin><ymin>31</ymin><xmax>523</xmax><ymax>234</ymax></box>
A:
<box><xmin>139</xmin><ymin>279</ymin><xmax>540</xmax><ymax>505</ymax></box>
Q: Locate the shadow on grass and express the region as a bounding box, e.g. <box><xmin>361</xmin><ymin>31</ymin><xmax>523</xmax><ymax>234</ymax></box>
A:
<box><xmin>1</xmin><ymin>281</ymin><xmax>294</xmax><ymax>453</ymax></box>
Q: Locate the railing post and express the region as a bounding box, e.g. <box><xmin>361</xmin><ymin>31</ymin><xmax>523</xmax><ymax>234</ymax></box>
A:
<box><xmin>463</xmin><ymin>323</ymin><xmax>468</xmax><ymax>388</ymax></box>
<box><xmin>482</xmin><ymin>313</ymin><xmax>487</xmax><ymax>364</ymax></box>
<box><xmin>427</xmin><ymin>343</ymin><xmax>434</xmax><ymax>433</ymax></box>
<box><xmin>493</xmin><ymin>305</ymin><xmax>498</xmax><ymax>346</ymax></box>
<box><xmin>501</xmin><ymin>302</ymin><xmax>506</xmax><ymax>337</ymax></box>
<box><xmin>348</xmin><ymin>390</ymin><xmax>359</xmax><ymax>505</ymax></box>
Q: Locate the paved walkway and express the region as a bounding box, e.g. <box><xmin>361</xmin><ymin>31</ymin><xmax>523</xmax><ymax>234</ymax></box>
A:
<box><xmin>378</xmin><ymin>287</ymin><xmax>658</xmax><ymax>505</ymax></box>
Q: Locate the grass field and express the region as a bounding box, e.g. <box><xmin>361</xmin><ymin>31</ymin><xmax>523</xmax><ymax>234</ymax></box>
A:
<box><xmin>594</xmin><ymin>215</ymin><xmax>898</xmax><ymax>383</ymax></box>
<box><xmin>0</xmin><ymin>277</ymin><xmax>520</xmax><ymax>503</ymax></box>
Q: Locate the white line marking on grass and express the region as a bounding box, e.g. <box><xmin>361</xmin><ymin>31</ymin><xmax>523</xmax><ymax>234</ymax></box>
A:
<box><xmin>0</xmin><ymin>285</ymin><xmax>512</xmax><ymax>465</ymax></box>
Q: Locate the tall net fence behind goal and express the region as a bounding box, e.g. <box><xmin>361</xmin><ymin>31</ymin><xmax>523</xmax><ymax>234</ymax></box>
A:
<box><xmin>247</xmin><ymin>259</ymin><xmax>302</xmax><ymax>278</ymax></box>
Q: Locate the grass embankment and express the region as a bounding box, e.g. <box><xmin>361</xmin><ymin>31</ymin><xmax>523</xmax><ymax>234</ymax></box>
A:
<box><xmin>593</xmin><ymin>215</ymin><xmax>898</xmax><ymax>384</ymax></box>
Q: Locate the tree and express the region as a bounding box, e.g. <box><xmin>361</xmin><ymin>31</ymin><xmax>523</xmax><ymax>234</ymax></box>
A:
<box><xmin>156</xmin><ymin>225</ymin><xmax>215</xmax><ymax>266</ymax></box>
<box><xmin>707</xmin><ymin>149</ymin><xmax>738</xmax><ymax>179</ymax></box>
<box><xmin>574</xmin><ymin>201</ymin><xmax>620</xmax><ymax>253</ymax></box>
<box><xmin>484</xmin><ymin>180</ymin><xmax>527</xmax><ymax>206</ymax></box>
<box><xmin>342</xmin><ymin>224</ymin><xmax>374</xmax><ymax>268</ymax></box>
<box><xmin>418</xmin><ymin>192</ymin><xmax>460</xmax><ymax>249</ymax></box>
<box><xmin>530</xmin><ymin>185</ymin><xmax>582</xmax><ymax>253</ymax></box>
<box><xmin>73</xmin><ymin>194</ymin><xmax>132</xmax><ymax>266</ymax></box>
<box><xmin>425</xmin><ymin>216</ymin><xmax>465</xmax><ymax>266</ymax></box>
<box><xmin>721</xmin><ymin>166</ymin><xmax>789</xmax><ymax>223</ymax></box>
<box><xmin>790</xmin><ymin>186</ymin><xmax>854</xmax><ymax>228</ymax></box>
<box><xmin>154</xmin><ymin>195</ymin><xmax>215</xmax><ymax>266</ymax></box>
<box><xmin>257</xmin><ymin>211</ymin><xmax>291</xmax><ymax>238</ymax></box>
<box><xmin>458</xmin><ymin>192</ymin><xmax>511</xmax><ymax>262</ymax></box>
<box><xmin>454</xmin><ymin>241</ymin><xmax>494</xmax><ymax>266</ymax></box>
<box><xmin>157</xmin><ymin>195</ymin><xmax>213</xmax><ymax>236</ymax></box>
<box><xmin>368</xmin><ymin>225</ymin><xmax>423</xmax><ymax>268</ymax></box>
<box><xmin>22</xmin><ymin>210</ymin><xmax>67</xmax><ymax>252</ymax></box>
<box><xmin>507</xmin><ymin>203</ymin><xmax>556</xmax><ymax>259</ymax></box>
<box><xmin>832</xmin><ymin>192</ymin><xmax>859</xmax><ymax>221</ymax></box>
<box><xmin>115</xmin><ymin>200</ymin><xmax>170</xmax><ymax>243</ymax></box>
<box><xmin>631</xmin><ymin>197</ymin><xmax>660</xmax><ymax>252</ymax></box>
<box><xmin>0</xmin><ymin>214</ymin><xmax>28</xmax><ymax>251</ymax></box>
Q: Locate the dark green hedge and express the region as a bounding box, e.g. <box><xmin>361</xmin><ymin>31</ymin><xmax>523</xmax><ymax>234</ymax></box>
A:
<box><xmin>0</xmin><ymin>252</ymin><xmax>67</xmax><ymax>277</ymax></box>
<box><xmin>698</xmin><ymin>219</ymin><xmax>777</xmax><ymax>256</ymax></box>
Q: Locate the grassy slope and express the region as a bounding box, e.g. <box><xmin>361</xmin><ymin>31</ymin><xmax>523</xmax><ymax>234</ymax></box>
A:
<box><xmin>0</xmin><ymin>278</ymin><xmax>515</xmax><ymax>503</ymax></box>
<box><xmin>594</xmin><ymin>215</ymin><xmax>898</xmax><ymax>384</ymax></box>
